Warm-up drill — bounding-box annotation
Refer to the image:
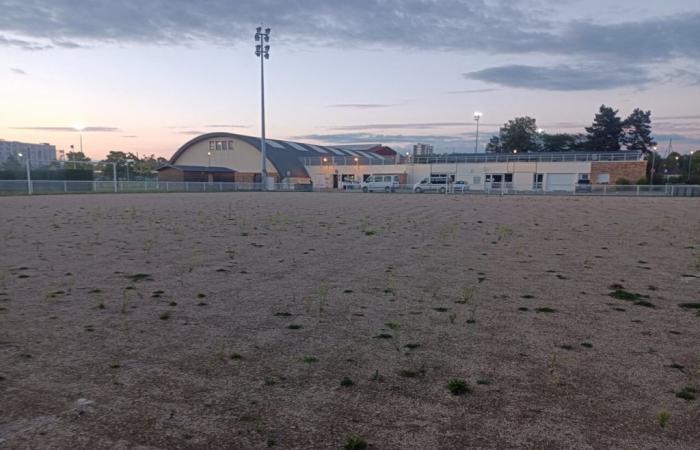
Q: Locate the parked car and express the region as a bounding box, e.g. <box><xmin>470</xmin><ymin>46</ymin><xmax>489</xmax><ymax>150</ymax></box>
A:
<box><xmin>341</xmin><ymin>180</ymin><xmax>361</xmax><ymax>190</ymax></box>
<box><xmin>452</xmin><ymin>180</ymin><xmax>468</xmax><ymax>192</ymax></box>
<box><xmin>361</xmin><ymin>175</ymin><xmax>400</xmax><ymax>192</ymax></box>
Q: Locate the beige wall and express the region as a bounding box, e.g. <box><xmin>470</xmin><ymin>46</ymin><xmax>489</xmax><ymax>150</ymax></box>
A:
<box><xmin>174</xmin><ymin>137</ymin><xmax>278</xmax><ymax>176</ymax></box>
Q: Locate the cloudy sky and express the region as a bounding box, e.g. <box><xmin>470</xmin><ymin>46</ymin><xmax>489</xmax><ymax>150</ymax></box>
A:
<box><xmin>1</xmin><ymin>0</ymin><xmax>699</xmax><ymax>159</ymax></box>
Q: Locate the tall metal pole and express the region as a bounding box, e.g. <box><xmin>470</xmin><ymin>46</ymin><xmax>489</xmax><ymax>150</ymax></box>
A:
<box><xmin>112</xmin><ymin>162</ymin><xmax>118</xmax><ymax>193</ymax></box>
<box><xmin>24</xmin><ymin>148</ymin><xmax>32</xmax><ymax>195</ymax></box>
<box><xmin>689</xmin><ymin>151</ymin><xmax>694</xmax><ymax>183</ymax></box>
<box><xmin>260</xmin><ymin>41</ymin><xmax>267</xmax><ymax>186</ymax></box>
<box><xmin>473</xmin><ymin>112</ymin><xmax>482</xmax><ymax>153</ymax></box>
<box><xmin>255</xmin><ymin>26</ymin><xmax>270</xmax><ymax>189</ymax></box>
<box><xmin>650</xmin><ymin>147</ymin><xmax>656</xmax><ymax>185</ymax></box>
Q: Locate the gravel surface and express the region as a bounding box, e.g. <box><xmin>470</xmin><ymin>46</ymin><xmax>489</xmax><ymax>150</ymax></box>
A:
<box><xmin>1</xmin><ymin>192</ymin><xmax>699</xmax><ymax>449</ymax></box>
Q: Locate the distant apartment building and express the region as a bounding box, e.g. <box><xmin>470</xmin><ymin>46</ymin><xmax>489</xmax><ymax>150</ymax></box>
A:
<box><xmin>0</xmin><ymin>140</ymin><xmax>57</xmax><ymax>167</ymax></box>
<box><xmin>413</xmin><ymin>143</ymin><xmax>434</xmax><ymax>157</ymax></box>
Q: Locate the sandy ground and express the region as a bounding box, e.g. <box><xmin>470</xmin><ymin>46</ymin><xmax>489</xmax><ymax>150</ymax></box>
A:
<box><xmin>0</xmin><ymin>192</ymin><xmax>699</xmax><ymax>449</ymax></box>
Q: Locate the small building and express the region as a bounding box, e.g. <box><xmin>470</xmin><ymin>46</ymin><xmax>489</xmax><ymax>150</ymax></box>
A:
<box><xmin>156</xmin><ymin>165</ymin><xmax>235</xmax><ymax>183</ymax></box>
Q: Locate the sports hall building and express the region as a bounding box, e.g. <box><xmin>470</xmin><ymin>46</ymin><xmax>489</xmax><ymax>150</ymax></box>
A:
<box><xmin>161</xmin><ymin>132</ymin><xmax>647</xmax><ymax>191</ymax></box>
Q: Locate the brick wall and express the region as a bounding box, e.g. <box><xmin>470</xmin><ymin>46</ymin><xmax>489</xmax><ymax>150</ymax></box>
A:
<box><xmin>591</xmin><ymin>161</ymin><xmax>646</xmax><ymax>185</ymax></box>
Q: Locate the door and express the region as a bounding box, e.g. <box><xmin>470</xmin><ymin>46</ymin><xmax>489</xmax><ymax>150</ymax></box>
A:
<box><xmin>332</xmin><ymin>174</ymin><xmax>338</xmax><ymax>189</ymax></box>
<box><xmin>546</xmin><ymin>173</ymin><xmax>576</xmax><ymax>191</ymax></box>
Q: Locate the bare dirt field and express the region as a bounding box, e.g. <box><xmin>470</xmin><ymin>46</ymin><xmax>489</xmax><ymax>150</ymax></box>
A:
<box><xmin>1</xmin><ymin>192</ymin><xmax>699</xmax><ymax>449</ymax></box>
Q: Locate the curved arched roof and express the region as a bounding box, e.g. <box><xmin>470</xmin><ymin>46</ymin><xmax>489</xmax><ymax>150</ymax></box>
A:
<box><xmin>170</xmin><ymin>132</ymin><xmax>388</xmax><ymax>178</ymax></box>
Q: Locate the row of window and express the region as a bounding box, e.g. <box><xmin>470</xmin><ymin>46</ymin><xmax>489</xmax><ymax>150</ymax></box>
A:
<box><xmin>209</xmin><ymin>141</ymin><xmax>234</xmax><ymax>151</ymax></box>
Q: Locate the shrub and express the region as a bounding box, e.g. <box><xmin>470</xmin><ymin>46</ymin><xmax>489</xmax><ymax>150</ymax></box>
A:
<box><xmin>615</xmin><ymin>177</ymin><xmax>630</xmax><ymax>185</ymax></box>
<box><xmin>658</xmin><ymin>410</ymin><xmax>670</xmax><ymax>428</ymax></box>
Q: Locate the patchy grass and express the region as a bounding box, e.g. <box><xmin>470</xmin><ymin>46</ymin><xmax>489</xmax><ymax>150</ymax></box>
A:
<box><xmin>678</xmin><ymin>302</ymin><xmax>700</xmax><ymax>310</ymax></box>
<box><xmin>159</xmin><ymin>311</ymin><xmax>171</xmax><ymax>320</ymax></box>
<box><xmin>302</xmin><ymin>356</ymin><xmax>319</xmax><ymax>364</ymax></box>
<box><xmin>609</xmin><ymin>289</ymin><xmax>647</xmax><ymax>301</ymax></box>
<box><xmin>404</xmin><ymin>343</ymin><xmax>420</xmax><ymax>350</ymax></box>
<box><xmin>374</xmin><ymin>333</ymin><xmax>393</xmax><ymax>339</ymax></box>
<box><xmin>581</xmin><ymin>342</ymin><xmax>593</xmax><ymax>348</ymax></box>
<box><xmin>288</xmin><ymin>324</ymin><xmax>303</xmax><ymax>330</ymax></box>
<box><xmin>657</xmin><ymin>410</ymin><xmax>670</xmax><ymax>428</ymax></box>
<box><xmin>447</xmin><ymin>379</ymin><xmax>471</xmax><ymax>396</ymax></box>
<box><xmin>125</xmin><ymin>273</ymin><xmax>152</xmax><ymax>282</ymax></box>
<box><xmin>535</xmin><ymin>307</ymin><xmax>557</xmax><ymax>313</ymax></box>
<box><xmin>344</xmin><ymin>436</ymin><xmax>368</xmax><ymax>450</ymax></box>
<box><xmin>675</xmin><ymin>387</ymin><xmax>697</xmax><ymax>401</ymax></box>
<box><xmin>340</xmin><ymin>376</ymin><xmax>354</xmax><ymax>387</ymax></box>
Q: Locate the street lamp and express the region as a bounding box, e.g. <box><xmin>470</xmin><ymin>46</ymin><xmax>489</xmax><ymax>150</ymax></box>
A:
<box><xmin>207</xmin><ymin>151</ymin><xmax>212</xmax><ymax>168</ymax></box>
<box><xmin>473</xmin><ymin>111</ymin><xmax>482</xmax><ymax>153</ymax></box>
<box><xmin>255</xmin><ymin>26</ymin><xmax>271</xmax><ymax>188</ymax></box>
<box><xmin>17</xmin><ymin>150</ymin><xmax>32</xmax><ymax>194</ymax></box>
<box><xmin>650</xmin><ymin>145</ymin><xmax>657</xmax><ymax>185</ymax></box>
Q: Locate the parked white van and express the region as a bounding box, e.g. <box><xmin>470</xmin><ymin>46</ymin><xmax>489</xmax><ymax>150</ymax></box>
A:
<box><xmin>361</xmin><ymin>174</ymin><xmax>400</xmax><ymax>192</ymax></box>
<box><xmin>413</xmin><ymin>174</ymin><xmax>452</xmax><ymax>193</ymax></box>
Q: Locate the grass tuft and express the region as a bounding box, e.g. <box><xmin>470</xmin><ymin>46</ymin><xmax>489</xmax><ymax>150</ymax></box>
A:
<box><xmin>344</xmin><ymin>436</ymin><xmax>368</xmax><ymax>450</ymax></box>
<box><xmin>447</xmin><ymin>379</ymin><xmax>471</xmax><ymax>395</ymax></box>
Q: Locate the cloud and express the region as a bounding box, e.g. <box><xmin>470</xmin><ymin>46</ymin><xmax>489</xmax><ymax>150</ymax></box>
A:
<box><xmin>204</xmin><ymin>124</ymin><xmax>249</xmax><ymax>128</ymax></box>
<box><xmin>177</xmin><ymin>130</ymin><xmax>206</xmax><ymax>135</ymax></box>
<box><xmin>328</xmin><ymin>103</ymin><xmax>396</xmax><ymax>109</ymax></box>
<box><xmin>463</xmin><ymin>64</ymin><xmax>652</xmax><ymax>90</ymax></box>
<box><xmin>11</xmin><ymin>126</ymin><xmax>121</xmax><ymax>132</ymax></box>
<box><xmin>443</xmin><ymin>88</ymin><xmax>497</xmax><ymax>95</ymax></box>
<box><xmin>122</xmin><ymin>135</ymin><xmax>138</xmax><ymax>138</ymax></box>
<box><xmin>328</xmin><ymin>122</ymin><xmax>471</xmax><ymax>131</ymax></box>
<box><xmin>10</xmin><ymin>67</ymin><xmax>27</xmax><ymax>75</ymax></box>
<box><xmin>1</xmin><ymin>2</ymin><xmax>698</xmax><ymax>65</ymax></box>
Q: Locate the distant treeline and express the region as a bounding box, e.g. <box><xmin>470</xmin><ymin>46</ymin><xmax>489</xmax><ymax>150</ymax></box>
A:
<box><xmin>486</xmin><ymin>105</ymin><xmax>657</xmax><ymax>154</ymax></box>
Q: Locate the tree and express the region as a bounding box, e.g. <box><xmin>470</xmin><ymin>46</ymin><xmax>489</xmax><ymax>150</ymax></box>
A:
<box><xmin>623</xmin><ymin>108</ymin><xmax>656</xmax><ymax>153</ymax></box>
<box><xmin>484</xmin><ymin>136</ymin><xmax>502</xmax><ymax>153</ymax></box>
<box><xmin>66</xmin><ymin>151</ymin><xmax>91</xmax><ymax>161</ymax></box>
<box><xmin>497</xmin><ymin>117</ymin><xmax>540</xmax><ymax>153</ymax></box>
<box><xmin>585</xmin><ymin>105</ymin><xmax>624</xmax><ymax>151</ymax></box>
<box><xmin>541</xmin><ymin>133</ymin><xmax>587</xmax><ymax>152</ymax></box>
<box><xmin>1</xmin><ymin>154</ymin><xmax>23</xmax><ymax>171</ymax></box>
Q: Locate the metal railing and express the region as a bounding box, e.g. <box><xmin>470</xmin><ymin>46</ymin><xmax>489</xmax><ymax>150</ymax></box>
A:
<box><xmin>0</xmin><ymin>180</ymin><xmax>308</xmax><ymax>195</ymax></box>
<box><xmin>341</xmin><ymin>183</ymin><xmax>699</xmax><ymax>197</ymax></box>
<box><xmin>0</xmin><ymin>179</ymin><xmax>697</xmax><ymax>197</ymax></box>
<box><xmin>303</xmin><ymin>151</ymin><xmax>643</xmax><ymax>166</ymax></box>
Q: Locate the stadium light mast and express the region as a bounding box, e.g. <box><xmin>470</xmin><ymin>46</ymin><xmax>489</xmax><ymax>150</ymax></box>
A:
<box><xmin>473</xmin><ymin>111</ymin><xmax>482</xmax><ymax>153</ymax></box>
<box><xmin>255</xmin><ymin>26</ymin><xmax>271</xmax><ymax>189</ymax></box>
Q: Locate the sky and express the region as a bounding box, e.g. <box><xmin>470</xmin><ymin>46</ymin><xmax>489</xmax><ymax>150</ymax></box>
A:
<box><xmin>1</xmin><ymin>0</ymin><xmax>699</xmax><ymax>160</ymax></box>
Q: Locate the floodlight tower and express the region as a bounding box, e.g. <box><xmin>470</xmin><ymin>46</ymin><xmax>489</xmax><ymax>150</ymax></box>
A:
<box><xmin>255</xmin><ymin>26</ymin><xmax>271</xmax><ymax>188</ymax></box>
<box><xmin>473</xmin><ymin>111</ymin><xmax>482</xmax><ymax>153</ymax></box>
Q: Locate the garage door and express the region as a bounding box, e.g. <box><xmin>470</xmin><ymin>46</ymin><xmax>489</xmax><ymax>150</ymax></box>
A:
<box><xmin>546</xmin><ymin>173</ymin><xmax>576</xmax><ymax>191</ymax></box>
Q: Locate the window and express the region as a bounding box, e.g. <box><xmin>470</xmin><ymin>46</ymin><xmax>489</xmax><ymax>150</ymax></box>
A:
<box><xmin>579</xmin><ymin>173</ymin><xmax>590</xmax><ymax>181</ymax></box>
<box><xmin>504</xmin><ymin>173</ymin><xmax>513</xmax><ymax>183</ymax></box>
<box><xmin>216</xmin><ymin>141</ymin><xmax>223</xmax><ymax>150</ymax></box>
<box><xmin>228</xmin><ymin>141</ymin><xmax>234</xmax><ymax>150</ymax></box>
<box><xmin>597</xmin><ymin>173</ymin><xmax>610</xmax><ymax>184</ymax></box>
<box><xmin>485</xmin><ymin>174</ymin><xmax>492</xmax><ymax>182</ymax></box>
<box><xmin>209</xmin><ymin>141</ymin><xmax>215</xmax><ymax>151</ymax></box>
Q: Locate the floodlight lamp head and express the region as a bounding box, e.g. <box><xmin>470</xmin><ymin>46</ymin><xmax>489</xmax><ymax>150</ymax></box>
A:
<box><xmin>265</xmin><ymin>28</ymin><xmax>271</xmax><ymax>34</ymax></box>
<box><xmin>473</xmin><ymin>111</ymin><xmax>482</xmax><ymax>119</ymax></box>
<box><xmin>256</xmin><ymin>26</ymin><xmax>262</xmax><ymax>33</ymax></box>
<box><xmin>264</xmin><ymin>45</ymin><xmax>270</xmax><ymax>51</ymax></box>
<box><xmin>264</xmin><ymin>35</ymin><xmax>270</xmax><ymax>42</ymax></box>
<box><xmin>264</xmin><ymin>53</ymin><xmax>269</xmax><ymax>59</ymax></box>
<box><xmin>255</xmin><ymin>33</ymin><xmax>260</xmax><ymax>40</ymax></box>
